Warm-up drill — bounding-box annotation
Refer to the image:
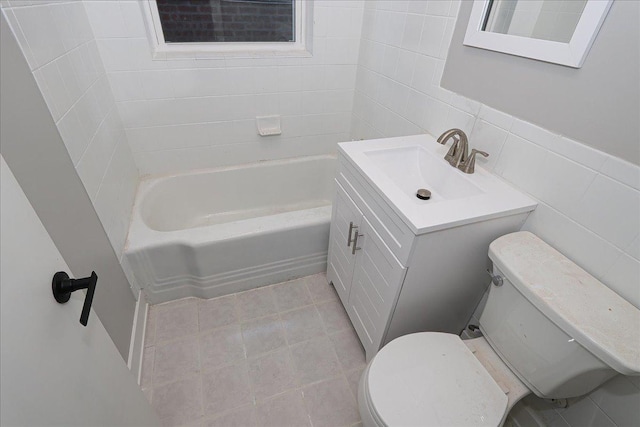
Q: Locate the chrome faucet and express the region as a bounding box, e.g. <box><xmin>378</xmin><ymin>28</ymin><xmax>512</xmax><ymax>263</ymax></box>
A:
<box><xmin>437</xmin><ymin>128</ymin><xmax>468</xmax><ymax>167</ymax></box>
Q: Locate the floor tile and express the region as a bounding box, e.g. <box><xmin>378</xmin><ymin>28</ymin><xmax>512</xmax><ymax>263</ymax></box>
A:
<box><xmin>200</xmin><ymin>324</ymin><xmax>245</xmax><ymax>372</ymax></box>
<box><xmin>241</xmin><ymin>314</ymin><xmax>287</xmax><ymax>358</ymax></box>
<box><xmin>272</xmin><ymin>278</ymin><xmax>313</xmax><ymax>312</ymax></box>
<box><xmin>153</xmin><ymin>335</ymin><xmax>200</xmax><ymax>385</ymax></box>
<box><xmin>198</xmin><ymin>295</ymin><xmax>239</xmax><ymax>332</ymax></box>
<box><xmin>204</xmin><ymin>404</ymin><xmax>257</xmax><ymax>427</ymax></box>
<box><xmin>345</xmin><ymin>367</ymin><xmax>364</xmax><ymax>400</ymax></box>
<box><xmin>248</xmin><ymin>348</ymin><xmax>297</xmax><ymax>400</ymax></box>
<box><xmin>303</xmin><ymin>377</ymin><xmax>360</xmax><ymax>427</ymax></box>
<box><xmin>290</xmin><ymin>336</ymin><xmax>341</xmax><ymax>386</ymax></box>
<box><xmin>236</xmin><ymin>287</ymin><xmax>278</xmax><ymax>321</ymax></box>
<box><xmin>256</xmin><ymin>390</ymin><xmax>311</xmax><ymax>427</ymax></box>
<box><xmin>330</xmin><ymin>328</ymin><xmax>366</xmax><ymax>372</ymax></box>
<box><xmin>152</xmin><ymin>376</ymin><xmax>203</xmax><ymax>427</ymax></box>
<box><xmin>155</xmin><ymin>299</ymin><xmax>199</xmax><ymax>343</ymax></box>
<box><xmin>305</xmin><ymin>273</ymin><xmax>339</xmax><ymax>304</ymax></box>
<box><xmin>280</xmin><ymin>306</ymin><xmax>326</xmax><ymax>345</ymax></box>
<box><xmin>316</xmin><ymin>300</ymin><xmax>352</xmax><ymax>333</ymax></box>
<box><xmin>202</xmin><ymin>363</ymin><xmax>252</xmax><ymax>417</ymax></box>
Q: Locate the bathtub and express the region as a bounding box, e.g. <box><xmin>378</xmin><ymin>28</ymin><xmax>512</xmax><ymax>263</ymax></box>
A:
<box><xmin>124</xmin><ymin>155</ymin><xmax>336</xmax><ymax>304</ymax></box>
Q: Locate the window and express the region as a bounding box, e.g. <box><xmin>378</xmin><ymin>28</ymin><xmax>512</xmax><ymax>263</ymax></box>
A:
<box><xmin>143</xmin><ymin>0</ymin><xmax>311</xmax><ymax>57</ymax></box>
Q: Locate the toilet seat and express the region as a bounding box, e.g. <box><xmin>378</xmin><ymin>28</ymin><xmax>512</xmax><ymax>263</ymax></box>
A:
<box><xmin>361</xmin><ymin>332</ymin><xmax>509</xmax><ymax>427</ymax></box>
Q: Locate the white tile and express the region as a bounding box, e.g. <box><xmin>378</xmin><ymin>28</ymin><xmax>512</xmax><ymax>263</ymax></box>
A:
<box><xmin>325</xmin><ymin>65</ymin><xmax>357</xmax><ymax>90</ymax></box>
<box><xmin>64</xmin><ymin>2</ymin><xmax>94</xmax><ymax>46</ymax></box>
<box><xmin>49</xmin><ymin>3</ymin><xmax>79</xmax><ymax>52</ymax></box>
<box><xmin>395</xmin><ymin>50</ymin><xmax>417</xmax><ymax>86</ymax></box>
<box><xmin>601</xmin><ymin>253</ymin><xmax>640</xmax><ymax>308</ymax></box>
<box><xmin>93</xmin><ymin>140</ymin><xmax>138</xmax><ymax>255</ymax></box>
<box><xmin>599</xmin><ymin>155</ymin><xmax>640</xmax><ymax>191</ymax></box>
<box><xmin>626</xmin><ymin>234</ymin><xmax>640</xmax><ymax>261</ymax></box>
<box><xmin>108</xmin><ymin>71</ymin><xmax>143</xmax><ymax>101</ymax></box>
<box><xmin>427</xmin><ymin>0</ymin><xmax>452</xmax><ymax>16</ymax></box>
<box><xmin>527</xmin><ymin>152</ymin><xmax>598</xmax><ymax>217</ymax></box>
<box><xmin>478</xmin><ymin>104</ymin><xmax>513</xmax><ymax>131</ymax></box>
<box><xmin>85</xmin><ymin>0</ymin><xmax>127</xmax><ymax>39</ymax></box>
<box><xmin>97</xmin><ymin>38</ymin><xmax>137</xmax><ymax>71</ymax></box>
<box><xmin>13</xmin><ymin>4</ymin><xmax>66</xmax><ymax>67</ymax></box>
<box><xmin>417</xmin><ymin>15</ymin><xmax>446</xmax><ymax>58</ymax></box>
<box><xmin>589</xmin><ymin>376</ymin><xmax>640</xmax><ymax>426</ymax></box>
<box><xmin>119</xmin><ymin>0</ymin><xmax>146</xmax><ymax>38</ymax></box>
<box><xmin>76</xmin><ymin>129</ymin><xmax>117</xmax><ymax>200</ymax></box>
<box><xmin>55</xmin><ymin>53</ymin><xmax>83</xmax><ymax>102</ymax></box>
<box><xmin>449</xmin><ymin>93</ymin><xmax>480</xmax><ymax>116</ymax></box>
<box><xmin>551</xmin><ymin>137</ymin><xmax>608</xmax><ymax>171</ymax></box>
<box><xmin>407</xmin><ymin>0</ymin><xmax>428</xmax><ymax>15</ymax></box>
<box><xmin>277</xmin><ymin>66</ymin><xmax>303</xmax><ymax>92</ymax></box>
<box><xmin>494</xmin><ymin>134</ymin><xmax>548</xmax><ymax>196</ymax></box>
<box><xmin>559</xmin><ymin>397</ymin><xmax>616</xmax><ymax>427</ymax></box>
<box><xmin>381</xmin><ymin>46</ymin><xmax>400</xmax><ymax>78</ymax></box>
<box><xmin>442</xmin><ymin>106</ymin><xmax>475</xmax><ymax>136</ymax></box>
<box><xmin>510</xmin><ymin>118</ymin><xmax>560</xmax><ymax>150</ymax></box>
<box><xmin>174</xmin><ymin>68</ymin><xmax>230</xmax><ymax>98</ymax></box>
<box><xmin>439</xmin><ymin>17</ymin><xmax>456</xmax><ymax>59</ymax></box>
<box><xmin>300</xmin><ymin>65</ymin><xmax>326</xmax><ymax>91</ymax></box>
<box><xmin>401</xmin><ymin>13</ymin><xmax>424</xmax><ymax>52</ymax></box>
<box><xmin>57</xmin><ymin>109</ymin><xmax>88</xmax><ymax>165</ymax></box>
<box><xmin>570</xmin><ymin>174</ymin><xmax>640</xmax><ymax>251</ymax></box>
<box><xmin>39</xmin><ymin>59</ymin><xmax>73</xmax><ymax>120</ymax></box>
<box><xmin>468</xmin><ymin>119</ymin><xmax>508</xmax><ymax>171</ymax></box>
<box><xmin>521</xmin><ymin>203</ymin><xmax>622</xmax><ymax>281</ymax></box>
<box><xmin>411</xmin><ymin>54</ymin><xmax>437</xmax><ymax>94</ymax></box>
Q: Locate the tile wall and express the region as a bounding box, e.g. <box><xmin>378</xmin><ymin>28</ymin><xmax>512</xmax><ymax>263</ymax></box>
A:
<box><xmin>350</xmin><ymin>1</ymin><xmax>639</xmax><ymax>426</ymax></box>
<box><xmin>1</xmin><ymin>0</ymin><xmax>139</xmax><ymax>260</ymax></box>
<box><xmin>85</xmin><ymin>0</ymin><xmax>364</xmax><ymax>175</ymax></box>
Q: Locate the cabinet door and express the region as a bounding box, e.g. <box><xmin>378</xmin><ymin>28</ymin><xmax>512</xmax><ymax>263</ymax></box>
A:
<box><xmin>348</xmin><ymin>216</ymin><xmax>407</xmax><ymax>361</ymax></box>
<box><xmin>327</xmin><ymin>181</ymin><xmax>363</xmax><ymax>306</ymax></box>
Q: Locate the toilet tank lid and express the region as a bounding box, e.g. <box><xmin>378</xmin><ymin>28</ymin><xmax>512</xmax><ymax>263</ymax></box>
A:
<box><xmin>489</xmin><ymin>231</ymin><xmax>640</xmax><ymax>375</ymax></box>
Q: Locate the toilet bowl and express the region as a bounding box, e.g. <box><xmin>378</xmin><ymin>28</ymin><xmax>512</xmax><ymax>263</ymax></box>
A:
<box><xmin>358</xmin><ymin>333</ymin><xmax>528</xmax><ymax>427</ymax></box>
<box><xmin>357</xmin><ymin>232</ymin><xmax>640</xmax><ymax>427</ymax></box>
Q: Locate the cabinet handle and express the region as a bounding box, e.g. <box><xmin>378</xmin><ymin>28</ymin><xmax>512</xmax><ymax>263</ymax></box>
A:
<box><xmin>352</xmin><ymin>232</ymin><xmax>362</xmax><ymax>255</ymax></box>
<box><xmin>347</xmin><ymin>221</ymin><xmax>358</xmax><ymax>247</ymax></box>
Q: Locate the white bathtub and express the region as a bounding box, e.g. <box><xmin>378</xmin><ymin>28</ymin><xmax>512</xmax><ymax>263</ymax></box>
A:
<box><xmin>124</xmin><ymin>155</ymin><xmax>336</xmax><ymax>304</ymax></box>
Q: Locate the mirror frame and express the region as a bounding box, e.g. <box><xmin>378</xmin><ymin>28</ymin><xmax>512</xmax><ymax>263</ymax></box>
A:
<box><xmin>463</xmin><ymin>0</ymin><xmax>613</xmax><ymax>68</ymax></box>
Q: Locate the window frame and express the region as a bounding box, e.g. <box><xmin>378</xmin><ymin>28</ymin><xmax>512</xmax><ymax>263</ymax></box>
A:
<box><xmin>142</xmin><ymin>0</ymin><xmax>312</xmax><ymax>59</ymax></box>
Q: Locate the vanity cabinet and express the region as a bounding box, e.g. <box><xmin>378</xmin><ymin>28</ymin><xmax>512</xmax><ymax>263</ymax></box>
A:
<box><xmin>327</xmin><ymin>150</ymin><xmax>534</xmax><ymax>362</ymax></box>
<box><xmin>328</xmin><ymin>183</ymin><xmax>407</xmax><ymax>356</ymax></box>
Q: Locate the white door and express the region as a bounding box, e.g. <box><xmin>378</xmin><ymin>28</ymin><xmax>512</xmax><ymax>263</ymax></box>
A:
<box><xmin>0</xmin><ymin>156</ymin><xmax>159</xmax><ymax>426</ymax></box>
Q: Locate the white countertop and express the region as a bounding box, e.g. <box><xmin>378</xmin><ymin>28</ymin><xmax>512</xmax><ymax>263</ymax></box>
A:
<box><xmin>338</xmin><ymin>134</ymin><xmax>537</xmax><ymax>235</ymax></box>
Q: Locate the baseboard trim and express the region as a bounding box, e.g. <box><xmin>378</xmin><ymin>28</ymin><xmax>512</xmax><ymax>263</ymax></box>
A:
<box><xmin>127</xmin><ymin>291</ymin><xmax>148</xmax><ymax>385</ymax></box>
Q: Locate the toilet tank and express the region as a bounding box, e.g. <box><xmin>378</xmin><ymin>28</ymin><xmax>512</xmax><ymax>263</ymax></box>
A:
<box><xmin>479</xmin><ymin>232</ymin><xmax>640</xmax><ymax>399</ymax></box>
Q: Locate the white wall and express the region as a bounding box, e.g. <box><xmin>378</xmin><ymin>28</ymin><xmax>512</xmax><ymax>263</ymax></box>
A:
<box><xmin>85</xmin><ymin>0</ymin><xmax>364</xmax><ymax>176</ymax></box>
<box><xmin>1</xmin><ymin>0</ymin><xmax>139</xmax><ymax>259</ymax></box>
<box><xmin>350</xmin><ymin>1</ymin><xmax>639</xmax><ymax>426</ymax></box>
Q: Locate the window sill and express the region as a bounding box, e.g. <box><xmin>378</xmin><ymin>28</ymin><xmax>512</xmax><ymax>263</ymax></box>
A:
<box><xmin>152</xmin><ymin>45</ymin><xmax>313</xmax><ymax>61</ymax></box>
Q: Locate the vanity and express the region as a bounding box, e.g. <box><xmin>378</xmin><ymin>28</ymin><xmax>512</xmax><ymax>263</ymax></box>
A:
<box><xmin>327</xmin><ymin>134</ymin><xmax>537</xmax><ymax>361</ymax></box>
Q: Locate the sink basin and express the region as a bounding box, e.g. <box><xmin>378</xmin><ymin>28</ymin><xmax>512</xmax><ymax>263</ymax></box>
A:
<box><xmin>338</xmin><ymin>134</ymin><xmax>537</xmax><ymax>234</ymax></box>
<box><xmin>364</xmin><ymin>145</ymin><xmax>483</xmax><ymax>202</ymax></box>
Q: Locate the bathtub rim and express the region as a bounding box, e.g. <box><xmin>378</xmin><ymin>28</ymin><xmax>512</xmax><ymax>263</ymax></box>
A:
<box><xmin>125</xmin><ymin>154</ymin><xmax>337</xmax><ymax>251</ymax></box>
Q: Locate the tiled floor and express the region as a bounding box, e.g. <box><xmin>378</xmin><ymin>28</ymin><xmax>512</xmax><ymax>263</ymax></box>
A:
<box><xmin>141</xmin><ymin>273</ymin><xmax>366</xmax><ymax>427</ymax></box>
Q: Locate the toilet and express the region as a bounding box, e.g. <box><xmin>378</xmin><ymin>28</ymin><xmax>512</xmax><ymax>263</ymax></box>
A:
<box><xmin>358</xmin><ymin>232</ymin><xmax>640</xmax><ymax>427</ymax></box>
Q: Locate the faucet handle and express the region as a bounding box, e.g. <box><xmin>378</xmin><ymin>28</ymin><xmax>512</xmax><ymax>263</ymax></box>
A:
<box><xmin>458</xmin><ymin>149</ymin><xmax>488</xmax><ymax>174</ymax></box>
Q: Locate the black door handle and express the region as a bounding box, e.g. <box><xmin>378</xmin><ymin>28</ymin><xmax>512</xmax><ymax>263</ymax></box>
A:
<box><xmin>52</xmin><ymin>271</ymin><xmax>97</xmax><ymax>326</ymax></box>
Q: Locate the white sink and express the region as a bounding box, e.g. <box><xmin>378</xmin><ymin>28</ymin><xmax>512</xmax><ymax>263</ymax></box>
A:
<box><xmin>364</xmin><ymin>145</ymin><xmax>483</xmax><ymax>202</ymax></box>
<box><xmin>338</xmin><ymin>134</ymin><xmax>536</xmax><ymax>234</ymax></box>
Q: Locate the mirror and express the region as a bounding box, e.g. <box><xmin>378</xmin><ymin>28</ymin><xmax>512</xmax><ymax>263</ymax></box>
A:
<box><xmin>463</xmin><ymin>0</ymin><xmax>613</xmax><ymax>68</ymax></box>
<box><xmin>482</xmin><ymin>0</ymin><xmax>587</xmax><ymax>43</ymax></box>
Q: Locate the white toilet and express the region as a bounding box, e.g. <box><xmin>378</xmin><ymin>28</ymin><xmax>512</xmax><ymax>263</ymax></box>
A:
<box><xmin>358</xmin><ymin>232</ymin><xmax>640</xmax><ymax>427</ymax></box>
